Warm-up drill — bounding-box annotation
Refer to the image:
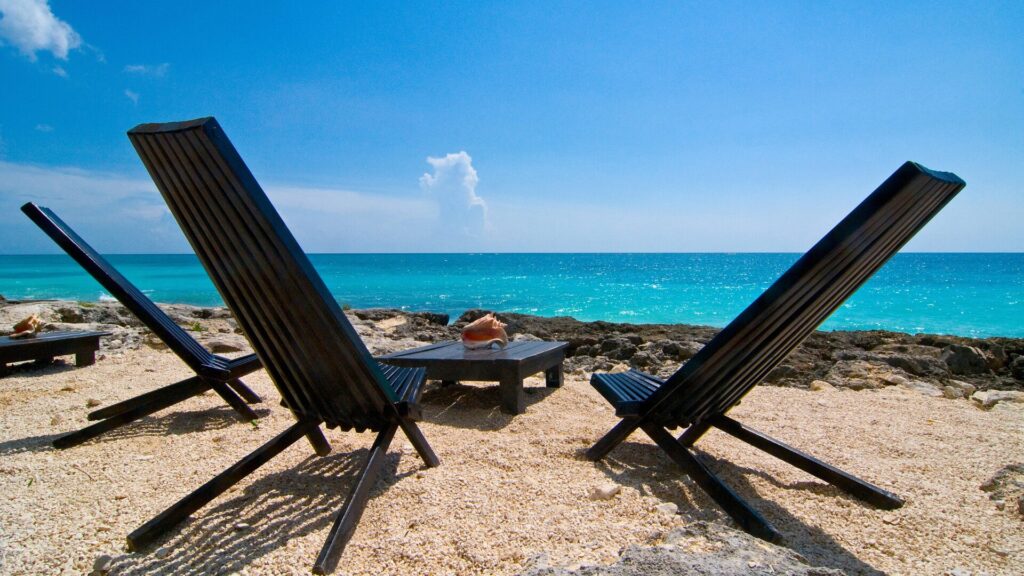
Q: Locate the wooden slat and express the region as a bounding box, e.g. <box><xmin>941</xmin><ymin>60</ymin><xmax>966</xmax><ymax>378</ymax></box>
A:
<box><xmin>637</xmin><ymin>163</ymin><xmax>964</xmax><ymax>427</ymax></box>
<box><xmin>127</xmin><ymin>117</ymin><xmax>402</xmax><ymax>430</ymax></box>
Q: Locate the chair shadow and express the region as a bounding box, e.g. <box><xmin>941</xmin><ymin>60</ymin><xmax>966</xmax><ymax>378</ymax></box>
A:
<box><xmin>593</xmin><ymin>440</ymin><xmax>886</xmax><ymax>576</ymax></box>
<box><xmin>110</xmin><ymin>445</ymin><xmax>415</xmax><ymax>575</ymax></box>
<box><xmin>0</xmin><ymin>405</ymin><xmax>272</xmax><ymax>456</ymax></box>
<box><xmin>420</xmin><ymin>380</ymin><xmax>556</xmax><ymax>431</ymax></box>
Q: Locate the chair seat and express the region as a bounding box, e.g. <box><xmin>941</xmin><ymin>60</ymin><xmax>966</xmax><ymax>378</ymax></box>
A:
<box><xmin>378</xmin><ymin>363</ymin><xmax>427</xmax><ymax>402</ymax></box>
<box><xmin>591</xmin><ymin>369</ymin><xmax>665</xmax><ymax>416</ymax></box>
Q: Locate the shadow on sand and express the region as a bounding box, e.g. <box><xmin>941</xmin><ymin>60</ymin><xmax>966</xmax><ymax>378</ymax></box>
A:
<box><xmin>420</xmin><ymin>380</ymin><xmax>556</xmax><ymax>431</ymax></box>
<box><xmin>594</xmin><ymin>440</ymin><xmax>885</xmax><ymax>575</ymax></box>
<box><xmin>110</xmin><ymin>444</ymin><xmax>420</xmax><ymax>575</ymax></box>
<box><xmin>0</xmin><ymin>405</ymin><xmax>272</xmax><ymax>456</ymax></box>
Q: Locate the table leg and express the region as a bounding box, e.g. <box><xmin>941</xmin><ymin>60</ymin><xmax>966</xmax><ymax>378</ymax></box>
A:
<box><xmin>500</xmin><ymin>374</ymin><xmax>525</xmax><ymax>415</ymax></box>
<box><xmin>75</xmin><ymin>350</ymin><xmax>96</xmax><ymax>367</ymax></box>
<box><xmin>545</xmin><ymin>363</ymin><xmax>564</xmax><ymax>388</ymax></box>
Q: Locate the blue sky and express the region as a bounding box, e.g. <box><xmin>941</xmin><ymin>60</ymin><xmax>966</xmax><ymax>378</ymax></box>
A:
<box><xmin>0</xmin><ymin>1</ymin><xmax>1021</xmax><ymax>254</ymax></box>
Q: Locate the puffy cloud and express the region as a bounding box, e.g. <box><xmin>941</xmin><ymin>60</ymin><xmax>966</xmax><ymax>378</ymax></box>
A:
<box><xmin>124</xmin><ymin>89</ymin><xmax>139</xmax><ymax>104</ymax></box>
<box><xmin>419</xmin><ymin>151</ymin><xmax>489</xmax><ymax>238</ymax></box>
<box><xmin>123</xmin><ymin>63</ymin><xmax>169</xmax><ymax>77</ymax></box>
<box><xmin>0</xmin><ymin>0</ymin><xmax>80</xmax><ymax>60</ymax></box>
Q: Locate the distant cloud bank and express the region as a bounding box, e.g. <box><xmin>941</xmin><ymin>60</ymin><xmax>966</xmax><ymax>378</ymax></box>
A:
<box><xmin>0</xmin><ymin>0</ymin><xmax>80</xmax><ymax>60</ymax></box>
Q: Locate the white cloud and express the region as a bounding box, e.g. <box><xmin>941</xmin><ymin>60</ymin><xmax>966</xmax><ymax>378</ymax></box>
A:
<box><xmin>123</xmin><ymin>62</ymin><xmax>169</xmax><ymax>77</ymax></box>
<box><xmin>34</xmin><ymin>123</ymin><xmax>52</xmax><ymax>132</ymax></box>
<box><xmin>419</xmin><ymin>151</ymin><xmax>489</xmax><ymax>239</ymax></box>
<box><xmin>51</xmin><ymin>64</ymin><xmax>65</xmax><ymax>76</ymax></box>
<box><xmin>124</xmin><ymin>89</ymin><xmax>139</xmax><ymax>104</ymax></box>
<box><xmin>0</xmin><ymin>0</ymin><xmax>80</xmax><ymax>60</ymax></box>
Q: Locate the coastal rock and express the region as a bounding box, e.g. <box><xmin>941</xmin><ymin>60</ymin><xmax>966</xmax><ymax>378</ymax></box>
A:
<box><xmin>809</xmin><ymin>380</ymin><xmax>834</xmax><ymax>392</ymax></box>
<box><xmin>205</xmin><ymin>338</ymin><xmax>246</xmax><ymax>354</ymax></box>
<box><xmin>518</xmin><ymin>522</ymin><xmax>844</xmax><ymax>576</ymax></box>
<box><xmin>1010</xmin><ymin>356</ymin><xmax>1024</xmax><ymax>380</ymax></box>
<box><xmin>949</xmin><ymin>380</ymin><xmax>977</xmax><ymax>397</ymax></box>
<box><xmin>630</xmin><ymin>352</ymin><xmax>658</xmax><ymax>369</ymax></box>
<box><xmin>980</xmin><ymin>464</ymin><xmax>1024</xmax><ymax>516</ymax></box>
<box><xmin>142</xmin><ymin>332</ymin><xmax>169</xmax><ymax>351</ymax></box>
<box><xmin>941</xmin><ymin>344</ymin><xmax>991</xmax><ymax>376</ymax></box>
<box><xmin>589</xmin><ymin>484</ymin><xmax>621</xmax><ymax>501</ymax></box>
<box><xmin>92</xmin><ymin>554</ymin><xmax>113</xmax><ymax>574</ymax></box>
<box><xmin>970</xmin><ymin>390</ymin><xmax>1024</xmax><ymax>409</ymax></box>
<box><xmin>55</xmin><ymin>306</ymin><xmax>85</xmax><ymax>324</ymax></box>
<box><xmin>824</xmin><ymin>360</ymin><xmax>889</xmax><ymax>390</ymax></box>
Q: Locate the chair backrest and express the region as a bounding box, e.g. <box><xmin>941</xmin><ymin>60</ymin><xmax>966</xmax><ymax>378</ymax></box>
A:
<box><xmin>127</xmin><ymin>117</ymin><xmax>397</xmax><ymax>430</ymax></box>
<box><xmin>646</xmin><ymin>162</ymin><xmax>965</xmax><ymax>427</ymax></box>
<box><xmin>21</xmin><ymin>202</ymin><xmax>215</xmax><ymax>371</ymax></box>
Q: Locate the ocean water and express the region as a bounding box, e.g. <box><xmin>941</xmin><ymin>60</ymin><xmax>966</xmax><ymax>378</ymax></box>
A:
<box><xmin>0</xmin><ymin>253</ymin><xmax>1021</xmax><ymax>338</ymax></box>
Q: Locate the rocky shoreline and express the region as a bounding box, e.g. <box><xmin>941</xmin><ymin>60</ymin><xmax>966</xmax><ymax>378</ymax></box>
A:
<box><xmin>2</xmin><ymin>296</ymin><xmax>1023</xmax><ymax>575</ymax></box>
<box><xmin>3</xmin><ymin>298</ymin><xmax>1022</xmax><ymax>408</ymax></box>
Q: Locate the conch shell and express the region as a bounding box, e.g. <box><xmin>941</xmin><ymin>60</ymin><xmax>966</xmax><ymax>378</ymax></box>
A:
<box><xmin>461</xmin><ymin>313</ymin><xmax>508</xmax><ymax>350</ymax></box>
<box><xmin>11</xmin><ymin>314</ymin><xmax>42</xmax><ymax>339</ymax></box>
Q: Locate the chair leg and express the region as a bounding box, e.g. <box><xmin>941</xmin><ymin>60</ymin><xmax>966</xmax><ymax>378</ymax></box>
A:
<box><xmin>585</xmin><ymin>418</ymin><xmax>640</xmax><ymax>461</ymax></box>
<box><xmin>126</xmin><ymin>418</ymin><xmax>319</xmax><ymax>551</ymax></box>
<box><xmin>398</xmin><ymin>418</ymin><xmax>439</xmax><ymax>467</ymax></box>
<box><xmin>711</xmin><ymin>415</ymin><xmax>904</xmax><ymax>509</ymax></box>
<box><xmin>226</xmin><ymin>378</ymin><xmax>262</xmax><ymax>404</ymax></box>
<box><xmin>313</xmin><ymin>424</ymin><xmax>398</xmax><ymax>575</ymax></box>
<box><xmin>676</xmin><ymin>419</ymin><xmax>713</xmax><ymax>447</ymax></box>
<box><xmin>87</xmin><ymin>376</ymin><xmax>210</xmax><ymax>421</ymax></box>
<box><xmin>54</xmin><ymin>377</ymin><xmax>213</xmax><ymax>449</ymax></box>
<box><xmin>306</xmin><ymin>424</ymin><xmax>333</xmax><ymax>457</ymax></box>
<box><xmin>642</xmin><ymin>423</ymin><xmax>782</xmax><ymax>543</ymax></box>
<box><xmin>209</xmin><ymin>381</ymin><xmax>259</xmax><ymax>421</ymax></box>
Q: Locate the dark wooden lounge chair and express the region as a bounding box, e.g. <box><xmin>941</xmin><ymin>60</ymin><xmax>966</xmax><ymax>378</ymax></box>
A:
<box><xmin>124</xmin><ymin>117</ymin><xmax>438</xmax><ymax>574</ymax></box>
<box><xmin>587</xmin><ymin>162</ymin><xmax>965</xmax><ymax>542</ymax></box>
<box><xmin>20</xmin><ymin>203</ymin><xmax>263</xmax><ymax>449</ymax></box>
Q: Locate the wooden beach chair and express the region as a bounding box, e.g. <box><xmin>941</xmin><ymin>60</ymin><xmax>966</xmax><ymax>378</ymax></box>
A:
<box><xmin>21</xmin><ymin>203</ymin><xmax>263</xmax><ymax>449</ymax></box>
<box><xmin>587</xmin><ymin>162</ymin><xmax>965</xmax><ymax>542</ymax></box>
<box><xmin>124</xmin><ymin>117</ymin><xmax>439</xmax><ymax>574</ymax></box>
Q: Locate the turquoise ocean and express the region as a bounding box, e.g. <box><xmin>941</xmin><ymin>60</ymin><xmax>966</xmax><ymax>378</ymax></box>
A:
<box><xmin>0</xmin><ymin>253</ymin><xmax>1021</xmax><ymax>338</ymax></box>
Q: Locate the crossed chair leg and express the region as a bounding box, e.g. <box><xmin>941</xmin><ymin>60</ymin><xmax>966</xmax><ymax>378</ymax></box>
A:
<box><xmin>587</xmin><ymin>414</ymin><xmax>903</xmax><ymax>542</ymax></box>
<box><xmin>126</xmin><ymin>415</ymin><xmax>439</xmax><ymax>575</ymax></box>
<box><xmin>52</xmin><ymin>376</ymin><xmax>262</xmax><ymax>449</ymax></box>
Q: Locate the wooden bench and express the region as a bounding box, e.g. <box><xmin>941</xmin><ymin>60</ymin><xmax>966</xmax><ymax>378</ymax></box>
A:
<box><xmin>0</xmin><ymin>331</ymin><xmax>110</xmax><ymax>376</ymax></box>
<box><xmin>380</xmin><ymin>340</ymin><xmax>569</xmax><ymax>414</ymax></box>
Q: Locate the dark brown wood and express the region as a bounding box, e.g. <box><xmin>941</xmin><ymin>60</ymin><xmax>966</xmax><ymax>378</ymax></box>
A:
<box><xmin>20</xmin><ymin>203</ymin><xmax>263</xmax><ymax>446</ymax></box>
<box><xmin>381</xmin><ymin>340</ymin><xmax>569</xmax><ymax>414</ymax></box>
<box><xmin>0</xmin><ymin>331</ymin><xmax>108</xmax><ymax>374</ymax></box>
<box><xmin>642</xmin><ymin>423</ymin><xmax>781</xmax><ymax>542</ymax></box>
<box><xmin>585</xmin><ymin>162</ymin><xmax>965</xmax><ymax>543</ymax></box>
<box><xmin>711</xmin><ymin>415</ymin><xmax>904</xmax><ymax>509</ymax></box>
<box><xmin>125</xmin><ymin>117</ymin><xmax>440</xmax><ymax>574</ymax></box>
<box><xmin>55</xmin><ymin>376</ymin><xmax>211</xmax><ymax>449</ymax></box>
<box><xmin>313</xmin><ymin>423</ymin><xmax>398</xmax><ymax>575</ymax></box>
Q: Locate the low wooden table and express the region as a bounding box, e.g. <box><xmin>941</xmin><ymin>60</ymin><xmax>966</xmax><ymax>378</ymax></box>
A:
<box><xmin>380</xmin><ymin>340</ymin><xmax>569</xmax><ymax>414</ymax></box>
<box><xmin>0</xmin><ymin>330</ymin><xmax>109</xmax><ymax>376</ymax></box>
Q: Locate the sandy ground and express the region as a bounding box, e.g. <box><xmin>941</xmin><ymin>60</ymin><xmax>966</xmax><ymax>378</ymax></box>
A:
<box><xmin>0</xmin><ymin>348</ymin><xmax>1021</xmax><ymax>576</ymax></box>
